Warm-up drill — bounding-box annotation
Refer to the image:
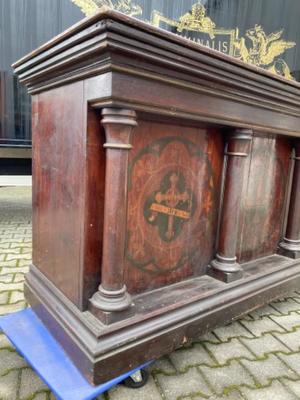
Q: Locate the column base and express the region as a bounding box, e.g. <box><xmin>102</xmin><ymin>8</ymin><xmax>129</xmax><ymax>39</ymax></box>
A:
<box><xmin>208</xmin><ymin>254</ymin><xmax>243</xmax><ymax>283</ymax></box>
<box><xmin>278</xmin><ymin>238</ymin><xmax>300</xmax><ymax>259</ymax></box>
<box><xmin>89</xmin><ymin>285</ymin><xmax>134</xmax><ymax>324</ymax></box>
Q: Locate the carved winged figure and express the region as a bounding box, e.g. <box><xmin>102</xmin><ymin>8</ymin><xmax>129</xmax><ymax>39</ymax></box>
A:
<box><xmin>177</xmin><ymin>3</ymin><xmax>216</xmax><ymax>39</ymax></box>
<box><xmin>72</xmin><ymin>0</ymin><xmax>142</xmax><ymax>17</ymax></box>
<box><xmin>234</xmin><ymin>25</ymin><xmax>295</xmax><ymax>79</ymax></box>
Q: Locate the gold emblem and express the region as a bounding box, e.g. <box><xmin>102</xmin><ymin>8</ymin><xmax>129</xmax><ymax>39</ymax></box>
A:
<box><xmin>233</xmin><ymin>25</ymin><xmax>296</xmax><ymax>79</ymax></box>
<box><xmin>71</xmin><ymin>0</ymin><xmax>142</xmax><ymax>17</ymax></box>
<box><xmin>177</xmin><ymin>3</ymin><xmax>216</xmax><ymax>40</ymax></box>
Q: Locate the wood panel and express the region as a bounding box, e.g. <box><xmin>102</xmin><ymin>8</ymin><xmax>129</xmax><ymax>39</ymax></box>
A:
<box><xmin>125</xmin><ymin>120</ymin><xmax>224</xmax><ymax>293</ymax></box>
<box><xmin>32</xmin><ymin>82</ymin><xmax>86</xmax><ymax>306</ymax></box>
<box><xmin>32</xmin><ymin>86</ymin><xmax>106</xmax><ymax>309</ymax></box>
<box><xmin>237</xmin><ymin>134</ymin><xmax>291</xmax><ymax>262</ymax></box>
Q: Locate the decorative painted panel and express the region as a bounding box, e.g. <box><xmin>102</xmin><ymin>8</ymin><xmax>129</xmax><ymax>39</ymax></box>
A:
<box><xmin>125</xmin><ymin>121</ymin><xmax>224</xmax><ymax>293</ymax></box>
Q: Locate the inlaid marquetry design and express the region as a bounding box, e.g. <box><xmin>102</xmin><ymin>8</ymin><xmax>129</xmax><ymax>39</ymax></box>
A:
<box><xmin>126</xmin><ymin>131</ymin><xmax>220</xmax><ymax>284</ymax></box>
<box><xmin>144</xmin><ymin>172</ymin><xmax>196</xmax><ymax>242</ymax></box>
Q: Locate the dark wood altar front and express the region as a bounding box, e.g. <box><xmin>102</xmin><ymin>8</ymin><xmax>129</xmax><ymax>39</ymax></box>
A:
<box><xmin>13</xmin><ymin>8</ymin><xmax>300</xmax><ymax>384</ymax></box>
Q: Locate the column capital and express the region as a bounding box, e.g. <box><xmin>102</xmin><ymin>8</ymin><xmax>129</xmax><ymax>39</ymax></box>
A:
<box><xmin>228</xmin><ymin>128</ymin><xmax>253</xmax><ymax>141</ymax></box>
<box><xmin>101</xmin><ymin>108</ymin><xmax>137</xmax><ymax>127</ymax></box>
<box><xmin>292</xmin><ymin>139</ymin><xmax>300</xmax><ymax>158</ymax></box>
<box><xmin>101</xmin><ymin>108</ymin><xmax>137</xmax><ymax>151</ymax></box>
<box><xmin>225</xmin><ymin>129</ymin><xmax>253</xmax><ymax>158</ymax></box>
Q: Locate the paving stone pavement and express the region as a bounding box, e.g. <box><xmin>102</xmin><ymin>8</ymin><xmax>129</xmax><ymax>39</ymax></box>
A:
<box><xmin>2</xmin><ymin>186</ymin><xmax>300</xmax><ymax>399</ymax></box>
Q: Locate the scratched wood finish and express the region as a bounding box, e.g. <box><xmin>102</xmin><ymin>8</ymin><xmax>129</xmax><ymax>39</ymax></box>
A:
<box><xmin>32</xmin><ymin>82</ymin><xmax>85</xmax><ymax>305</ymax></box>
<box><xmin>237</xmin><ymin>134</ymin><xmax>291</xmax><ymax>262</ymax></box>
<box><xmin>13</xmin><ymin>9</ymin><xmax>300</xmax><ymax>385</ymax></box>
<box><xmin>32</xmin><ymin>84</ymin><xmax>104</xmax><ymax>309</ymax></box>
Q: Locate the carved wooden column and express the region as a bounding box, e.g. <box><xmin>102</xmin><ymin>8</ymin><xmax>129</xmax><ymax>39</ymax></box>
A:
<box><xmin>209</xmin><ymin>129</ymin><xmax>253</xmax><ymax>282</ymax></box>
<box><xmin>90</xmin><ymin>108</ymin><xmax>137</xmax><ymax>324</ymax></box>
<box><xmin>279</xmin><ymin>140</ymin><xmax>300</xmax><ymax>259</ymax></box>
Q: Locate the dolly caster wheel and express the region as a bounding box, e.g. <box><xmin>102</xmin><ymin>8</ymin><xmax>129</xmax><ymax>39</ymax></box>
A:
<box><xmin>122</xmin><ymin>368</ymin><xmax>149</xmax><ymax>388</ymax></box>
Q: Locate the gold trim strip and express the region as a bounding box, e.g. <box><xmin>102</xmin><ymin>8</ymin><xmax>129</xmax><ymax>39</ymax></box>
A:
<box><xmin>225</xmin><ymin>151</ymin><xmax>248</xmax><ymax>157</ymax></box>
<box><xmin>104</xmin><ymin>143</ymin><xmax>133</xmax><ymax>150</ymax></box>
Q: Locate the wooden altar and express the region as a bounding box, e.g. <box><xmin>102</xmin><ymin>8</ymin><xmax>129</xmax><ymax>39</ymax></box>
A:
<box><xmin>13</xmin><ymin>8</ymin><xmax>300</xmax><ymax>385</ymax></box>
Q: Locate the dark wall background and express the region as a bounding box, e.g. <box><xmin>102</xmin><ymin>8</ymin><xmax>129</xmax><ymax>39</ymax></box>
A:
<box><xmin>0</xmin><ymin>0</ymin><xmax>84</xmax><ymax>147</ymax></box>
<box><xmin>1</xmin><ymin>0</ymin><xmax>300</xmax><ymax>148</ymax></box>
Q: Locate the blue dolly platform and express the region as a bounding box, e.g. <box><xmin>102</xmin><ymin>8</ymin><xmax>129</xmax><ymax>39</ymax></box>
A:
<box><xmin>0</xmin><ymin>308</ymin><xmax>151</xmax><ymax>400</ymax></box>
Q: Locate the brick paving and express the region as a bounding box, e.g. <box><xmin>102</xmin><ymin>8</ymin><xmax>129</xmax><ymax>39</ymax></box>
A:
<box><xmin>2</xmin><ymin>187</ymin><xmax>300</xmax><ymax>399</ymax></box>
